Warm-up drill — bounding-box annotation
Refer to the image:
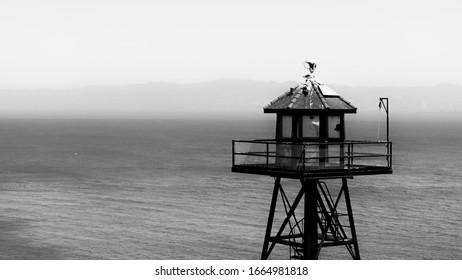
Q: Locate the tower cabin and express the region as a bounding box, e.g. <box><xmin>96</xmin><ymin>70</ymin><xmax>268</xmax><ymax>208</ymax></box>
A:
<box><xmin>231</xmin><ymin>61</ymin><xmax>392</xmax><ymax>260</ymax></box>
<box><xmin>232</xmin><ymin>62</ymin><xmax>392</xmax><ymax>178</ymax></box>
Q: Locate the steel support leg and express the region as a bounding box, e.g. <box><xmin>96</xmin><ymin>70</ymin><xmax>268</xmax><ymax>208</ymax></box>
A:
<box><xmin>302</xmin><ymin>179</ymin><xmax>319</xmax><ymax>259</ymax></box>
<box><xmin>342</xmin><ymin>178</ymin><xmax>361</xmax><ymax>260</ymax></box>
<box><xmin>261</xmin><ymin>177</ymin><xmax>281</xmax><ymax>260</ymax></box>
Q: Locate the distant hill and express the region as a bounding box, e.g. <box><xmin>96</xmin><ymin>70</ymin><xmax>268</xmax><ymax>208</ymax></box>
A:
<box><xmin>329</xmin><ymin>83</ymin><xmax>462</xmax><ymax>120</ymax></box>
<box><xmin>0</xmin><ymin>80</ymin><xmax>460</xmax><ymax>120</ymax></box>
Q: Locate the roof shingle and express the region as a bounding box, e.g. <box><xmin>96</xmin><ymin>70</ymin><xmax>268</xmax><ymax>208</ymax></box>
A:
<box><xmin>263</xmin><ymin>78</ymin><xmax>356</xmax><ymax>113</ymax></box>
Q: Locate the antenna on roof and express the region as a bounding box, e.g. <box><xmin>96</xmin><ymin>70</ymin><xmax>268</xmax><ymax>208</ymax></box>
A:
<box><xmin>303</xmin><ymin>59</ymin><xmax>317</xmax><ymax>77</ymax></box>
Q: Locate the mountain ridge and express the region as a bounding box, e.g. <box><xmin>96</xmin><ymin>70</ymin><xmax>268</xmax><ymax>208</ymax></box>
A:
<box><xmin>0</xmin><ymin>80</ymin><xmax>460</xmax><ymax>119</ymax></box>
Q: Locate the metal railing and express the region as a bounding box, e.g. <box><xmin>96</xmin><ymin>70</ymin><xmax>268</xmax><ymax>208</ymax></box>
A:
<box><xmin>232</xmin><ymin>139</ymin><xmax>392</xmax><ymax>174</ymax></box>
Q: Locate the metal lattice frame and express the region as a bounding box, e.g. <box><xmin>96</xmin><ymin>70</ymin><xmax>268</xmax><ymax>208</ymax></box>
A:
<box><xmin>261</xmin><ymin>177</ymin><xmax>360</xmax><ymax>260</ymax></box>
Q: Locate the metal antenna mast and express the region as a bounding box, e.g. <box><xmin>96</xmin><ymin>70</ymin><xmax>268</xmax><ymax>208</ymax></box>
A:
<box><xmin>379</xmin><ymin>98</ymin><xmax>389</xmax><ymax>142</ymax></box>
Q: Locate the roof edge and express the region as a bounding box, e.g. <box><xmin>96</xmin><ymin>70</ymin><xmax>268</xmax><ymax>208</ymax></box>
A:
<box><xmin>263</xmin><ymin>108</ymin><xmax>357</xmax><ymax>114</ymax></box>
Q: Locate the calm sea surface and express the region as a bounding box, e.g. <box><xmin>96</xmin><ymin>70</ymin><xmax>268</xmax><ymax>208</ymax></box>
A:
<box><xmin>0</xmin><ymin>119</ymin><xmax>460</xmax><ymax>259</ymax></box>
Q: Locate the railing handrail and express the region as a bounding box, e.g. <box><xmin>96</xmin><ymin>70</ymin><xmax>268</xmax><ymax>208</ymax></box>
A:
<box><xmin>233</xmin><ymin>139</ymin><xmax>391</xmax><ymax>145</ymax></box>
<box><xmin>232</xmin><ymin>139</ymin><xmax>393</xmax><ymax>171</ymax></box>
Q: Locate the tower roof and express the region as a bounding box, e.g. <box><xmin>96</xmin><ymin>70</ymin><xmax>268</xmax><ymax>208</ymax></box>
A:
<box><xmin>264</xmin><ymin>62</ymin><xmax>357</xmax><ymax>114</ymax></box>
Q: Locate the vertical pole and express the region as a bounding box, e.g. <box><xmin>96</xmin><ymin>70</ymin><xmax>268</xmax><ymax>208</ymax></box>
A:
<box><xmin>386</xmin><ymin>98</ymin><xmax>389</xmax><ymax>143</ymax></box>
<box><xmin>302</xmin><ymin>179</ymin><xmax>319</xmax><ymax>259</ymax></box>
<box><xmin>379</xmin><ymin>97</ymin><xmax>389</xmax><ymax>143</ymax></box>
<box><xmin>261</xmin><ymin>177</ymin><xmax>281</xmax><ymax>260</ymax></box>
<box><xmin>342</xmin><ymin>178</ymin><xmax>360</xmax><ymax>260</ymax></box>
<box><xmin>380</xmin><ymin>97</ymin><xmax>390</xmax><ymax>168</ymax></box>
<box><xmin>266</xmin><ymin>142</ymin><xmax>269</xmax><ymax>170</ymax></box>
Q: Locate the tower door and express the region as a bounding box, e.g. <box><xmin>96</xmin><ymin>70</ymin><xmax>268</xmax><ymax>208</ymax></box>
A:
<box><xmin>276</xmin><ymin>115</ymin><xmax>300</xmax><ymax>169</ymax></box>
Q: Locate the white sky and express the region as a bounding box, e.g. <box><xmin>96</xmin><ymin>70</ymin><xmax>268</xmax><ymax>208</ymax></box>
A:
<box><xmin>1</xmin><ymin>0</ymin><xmax>461</xmax><ymax>89</ymax></box>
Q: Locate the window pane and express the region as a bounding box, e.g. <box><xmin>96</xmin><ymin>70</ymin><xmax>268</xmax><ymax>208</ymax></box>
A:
<box><xmin>302</xmin><ymin>115</ymin><xmax>319</xmax><ymax>138</ymax></box>
<box><xmin>328</xmin><ymin>116</ymin><xmax>341</xmax><ymax>138</ymax></box>
<box><xmin>281</xmin><ymin>115</ymin><xmax>292</xmax><ymax>138</ymax></box>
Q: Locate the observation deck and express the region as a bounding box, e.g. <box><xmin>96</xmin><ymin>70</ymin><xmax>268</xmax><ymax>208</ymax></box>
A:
<box><xmin>232</xmin><ymin>139</ymin><xmax>392</xmax><ymax>179</ymax></box>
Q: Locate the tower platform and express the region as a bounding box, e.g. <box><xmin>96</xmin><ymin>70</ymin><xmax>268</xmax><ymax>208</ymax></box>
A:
<box><xmin>232</xmin><ymin>139</ymin><xmax>392</xmax><ymax>179</ymax></box>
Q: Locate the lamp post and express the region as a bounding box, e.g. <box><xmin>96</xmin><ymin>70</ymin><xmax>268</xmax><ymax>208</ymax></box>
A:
<box><xmin>379</xmin><ymin>97</ymin><xmax>389</xmax><ymax>142</ymax></box>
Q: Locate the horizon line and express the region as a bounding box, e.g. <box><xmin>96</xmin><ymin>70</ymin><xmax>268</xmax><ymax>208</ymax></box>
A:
<box><xmin>1</xmin><ymin>79</ymin><xmax>460</xmax><ymax>92</ymax></box>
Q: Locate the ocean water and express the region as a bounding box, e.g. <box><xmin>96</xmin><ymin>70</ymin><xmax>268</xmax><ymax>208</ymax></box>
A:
<box><xmin>0</xmin><ymin>119</ymin><xmax>460</xmax><ymax>260</ymax></box>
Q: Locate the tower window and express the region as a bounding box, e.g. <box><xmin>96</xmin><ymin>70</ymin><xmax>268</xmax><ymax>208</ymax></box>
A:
<box><xmin>328</xmin><ymin>116</ymin><xmax>342</xmax><ymax>138</ymax></box>
<box><xmin>281</xmin><ymin>115</ymin><xmax>293</xmax><ymax>138</ymax></box>
<box><xmin>302</xmin><ymin>115</ymin><xmax>320</xmax><ymax>138</ymax></box>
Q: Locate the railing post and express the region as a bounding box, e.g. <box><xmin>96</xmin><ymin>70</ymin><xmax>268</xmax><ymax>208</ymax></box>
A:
<box><xmin>319</xmin><ymin>143</ymin><xmax>326</xmax><ymax>167</ymax></box>
<box><xmin>389</xmin><ymin>142</ymin><xmax>392</xmax><ymax>168</ymax></box>
<box><xmin>347</xmin><ymin>143</ymin><xmax>351</xmax><ymax>169</ymax></box>
<box><xmin>351</xmin><ymin>143</ymin><xmax>354</xmax><ymax>167</ymax></box>
<box><xmin>232</xmin><ymin>140</ymin><xmax>235</xmax><ymax>167</ymax></box>
<box><xmin>385</xmin><ymin>142</ymin><xmax>388</xmax><ymax>167</ymax></box>
<box><xmin>266</xmin><ymin>142</ymin><xmax>269</xmax><ymax>170</ymax></box>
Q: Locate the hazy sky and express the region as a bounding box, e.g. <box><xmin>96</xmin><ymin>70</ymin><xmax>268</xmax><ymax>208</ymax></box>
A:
<box><xmin>1</xmin><ymin>0</ymin><xmax>461</xmax><ymax>89</ymax></box>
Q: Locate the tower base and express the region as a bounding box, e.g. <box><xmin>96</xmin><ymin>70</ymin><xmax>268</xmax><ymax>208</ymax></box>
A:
<box><xmin>261</xmin><ymin>177</ymin><xmax>360</xmax><ymax>260</ymax></box>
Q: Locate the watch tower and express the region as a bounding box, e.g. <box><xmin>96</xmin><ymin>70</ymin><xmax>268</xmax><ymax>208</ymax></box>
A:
<box><xmin>232</xmin><ymin>61</ymin><xmax>392</xmax><ymax>259</ymax></box>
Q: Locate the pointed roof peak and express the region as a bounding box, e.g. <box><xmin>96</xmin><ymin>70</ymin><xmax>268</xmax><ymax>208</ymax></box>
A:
<box><xmin>263</xmin><ymin>60</ymin><xmax>356</xmax><ymax>113</ymax></box>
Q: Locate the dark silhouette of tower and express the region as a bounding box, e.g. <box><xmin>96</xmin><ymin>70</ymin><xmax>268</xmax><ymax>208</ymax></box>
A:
<box><xmin>232</xmin><ymin>61</ymin><xmax>392</xmax><ymax>259</ymax></box>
